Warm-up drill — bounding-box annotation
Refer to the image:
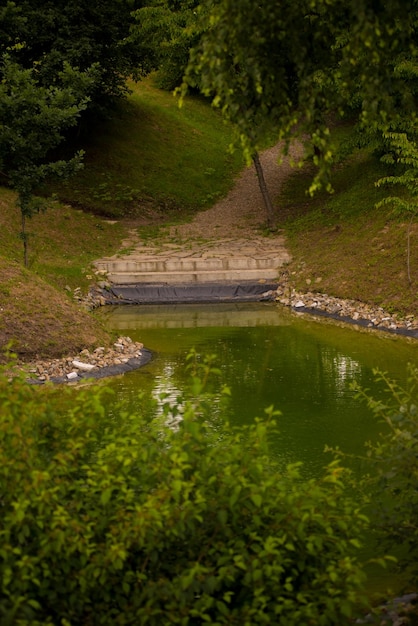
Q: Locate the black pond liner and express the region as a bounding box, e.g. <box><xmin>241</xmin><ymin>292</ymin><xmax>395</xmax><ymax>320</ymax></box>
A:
<box><xmin>105</xmin><ymin>281</ymin><xmax>279</xmax><ymax>305</ymax></box>
<box><xmin>27</xmin><ymin>348</ymin><xmax>153</xmax><ymax>385</ymax></box>
<box><xmin>293</xmin><ymin>306</ymin><xmax>418</xmax><ymax>340</ymax></box>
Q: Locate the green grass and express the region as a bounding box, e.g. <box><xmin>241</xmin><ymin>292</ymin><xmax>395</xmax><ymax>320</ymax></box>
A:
<box><xmin>0</xmin><ymin>188</ymin><xmax>127</xmax><ymax>293</ymax></box>
<box><xmin>280</xmin><ymin>145</ymin><xmax>418</xmax><ymax>316</ymax></box>
<box><xmin>281</xmin><ymin>153</ymin><xmax>387</xmax><ymax>226</ymax></box>
<box><xmin>50</xmin><ymin>76</ymin><xmax>244</xmax><ymax>219</ymax></box>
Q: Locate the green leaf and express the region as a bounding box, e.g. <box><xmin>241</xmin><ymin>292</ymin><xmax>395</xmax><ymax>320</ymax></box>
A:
<box><xmin>100</xmin><ymin>488</ymin><xmax>112</xmax><ymax>506</ymax></box>
<box><xmin>251</xmin><ymin>493</ymin><xmax>262</xmax><ymax>508</ymax></box>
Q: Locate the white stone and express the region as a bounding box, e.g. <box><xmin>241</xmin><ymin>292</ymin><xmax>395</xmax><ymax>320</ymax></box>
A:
<box><xmin>67</xmin><ymin>372</ymin><xmax>78</xmax><ymax>380</ymax></box>
<box><xmin>72</xmin><ymin>360</ymin><xmax>95</xmax><ymax>371</ymax></box>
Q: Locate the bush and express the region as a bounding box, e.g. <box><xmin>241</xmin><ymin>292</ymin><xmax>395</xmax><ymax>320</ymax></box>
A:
<box><xmin>353</xmin><ymin>365</ymin><xmax>418</xmax><ymax>586</ymax></box>
<box><xmin>0</xmin><ymin>358</ymin><xmax>369</xmax><ymax>625</ymax></box>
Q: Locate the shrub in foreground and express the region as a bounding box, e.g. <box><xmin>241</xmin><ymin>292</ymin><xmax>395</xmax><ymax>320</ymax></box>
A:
<box><xmin>354</xmin><ymin>365</ymin><xmax>418</xmax><ymax>587</ymax></box>
<box><xmin>0</xmin><ymin>361</ymin><xmax>369</xmax><ymax>625</ymax></box>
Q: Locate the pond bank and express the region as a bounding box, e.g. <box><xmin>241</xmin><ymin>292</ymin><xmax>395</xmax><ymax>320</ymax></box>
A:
<box><xmin>276</xmin><ymin>276</ymin><xmax>418</xmax><ymax>339</ymax></box>
<box><xmin>15</xmin><ymin>336</ymin><xmax>150</xmax><ymax>384</ymax></box>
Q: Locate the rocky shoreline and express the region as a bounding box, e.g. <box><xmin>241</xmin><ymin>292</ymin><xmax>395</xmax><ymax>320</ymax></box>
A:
<box><xmin>275</xmin><ymin>280</ymin><xmax>418</xmax><ymax>338</ymax></box>
<box><xmin>18</xmin><ymin>336</ymin><xmax>150</xmax><ymax>384</ymax></box>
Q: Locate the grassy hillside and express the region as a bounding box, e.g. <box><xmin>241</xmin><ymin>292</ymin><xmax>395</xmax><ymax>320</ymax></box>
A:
<box><xmin>0</xmin><ymin>186</ymin><xmax>125</xmax><ymax>360</ymax></box>
<box><xmin>280</xmin><ymin>150</ymin><xmax>418</xmax><ymax>317</ymax></box>
<box><xmin>0</xmin><ymin>257</ymin><xmax>110</xmax><ymax>361</ymax></box>
<box><xmin>0</xmin><ymin>78</ymin><xmax>245</xmax><ymax>360</ymax></box>
<box><xmin>48</xmin><ymin>78</ymin><xmax>244</xmax><ymax>219</ymax></box>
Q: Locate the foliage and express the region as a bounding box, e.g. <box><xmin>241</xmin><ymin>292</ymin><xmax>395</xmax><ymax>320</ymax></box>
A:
<box><xmin>342</xmin><ymin>36</ymin><xmax>418</xmax><ymax>267</ymax></box>
<box><xmin>182</xmin><ymin>0</ymin><xmax>418</xmax><ymax>193</ymax></box>
<box><xmin>183</xmin><ymin>0</ymin><xmax>346</xmax><ymax>186</ymax></box>
<box><xmin>0</xmin><ymin>0</ymin><xmax>146</xmax><ymax>264</ymax></box>
<box><xmin>0</xmin><ymin>357</ymin><xmax>369</xmax><ymax>625</ymax></box>
<box><xmin>376</xmin><ymin>131</ymin><xmax>418</xmax><ymax>214</ymax></box>
<box><xmin>0</xmin><ymin>56</ymin><xmax>93</xmax><ymax>265</ymax></box>
<box><xmin>374</xmin><ymin>128</ymin><xmax>418</xmax><ymax>284</ymax></box>
<box><xmin>1</xmin><ymin>0</ymin><xmax>144</xmax><ymax>111</ymax></box>
<box><xmin>281</xmin><ymin>140</ymin><xmax>418</xmax><ymax>315</ymax></box>
<box><xmin>132</xmin><ymin>0</ymin><xmax>204</xmax><ymax>91</ymax></box>
<box><xmin>352</xmin><ymin>365</ymin><xmax>418</xmax><ymax>587</ymax></box>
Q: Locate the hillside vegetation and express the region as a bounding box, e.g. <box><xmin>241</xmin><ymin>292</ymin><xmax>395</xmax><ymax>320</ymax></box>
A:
<box><xmin>281</xmin><ymin>151</ymin><xmax>418</xmax><ymax>317</ymax></box>
<box><xmin>1</xmin><ymin>78</ymin><xmax>417</xmax><ymax>361</ymax></box>
<box><xmin>0</xmin><ymin>79</ymin><xmax>244</xmax><ymax>360</ymax></box>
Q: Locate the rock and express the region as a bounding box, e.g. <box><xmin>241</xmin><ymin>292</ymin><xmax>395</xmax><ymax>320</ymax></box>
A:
<box><xmin>66</xmin><ymin>372</ymin><xmax>78</xmax><ymax>380</ymax></box>
<box><xmin>276</xmin><ymin>280</ymin><xmax>416</xmax><ymax>333</ymax></box>
<box><xmin>72</xmin><ymin>360</ymin><xmax>95</xmax><ymax>372</ymax></box>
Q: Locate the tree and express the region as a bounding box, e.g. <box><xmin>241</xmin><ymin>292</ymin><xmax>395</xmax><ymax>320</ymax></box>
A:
<box><xmin>183</xmin><ymin>0</ymin><xmax>418</xmax><ymax>194</ymax></box>
<box><xmin>375</xmin><ymin>129</ymin><xmax>418</xmax><ymax>285</ymax></box>
<box><xmin>176</xmin><ymin>0</ymin><xmax>344</xmax><ymax>224</ymax></box>
<box><xmin>184</xmin><ymin>1</ymin><xmax>339</xmax><ymax>181</ymax></box>
<box><xmin>2</xmin><ymin>0</ymin><xmax>145</xmax><ymax>112</ymax></box>
<box><xmin>0</xmin><ymin>1</ymin><xmax>25</xmax><ymax>49</ymax></box>
<box><xmin>131</xmin><ymin>0</ymin><xmax>204</xmax><ymax>91</ymax></box>
<box><xmin>0</xmin><ymin>57</ymin><xmax>93</xmax><ymax>265</ymax></box>
<box><xmin>0</xmin><ymin>0</ymin><xmax>147</xmax><ymax>265</ymax></box>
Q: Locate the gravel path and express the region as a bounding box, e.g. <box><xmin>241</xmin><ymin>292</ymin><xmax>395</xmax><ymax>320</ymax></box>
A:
<box><xmin>168</xmin><ymin>141</ymin><xmax>304</xmax><ymax>240</ymax></box>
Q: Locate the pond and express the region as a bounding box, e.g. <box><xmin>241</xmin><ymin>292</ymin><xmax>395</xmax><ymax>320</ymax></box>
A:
<box><xmin>101</xmin><ymin>302</ymin><xmax>416</xmax><ymax>474</ymax></box>
<box><xmin>99</xmin><ymin>301</ymin><xmax>418</xmax><ymax>593</ymax></box>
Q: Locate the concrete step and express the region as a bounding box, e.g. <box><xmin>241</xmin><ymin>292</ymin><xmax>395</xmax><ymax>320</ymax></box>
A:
<box><xmin>94</xmin><ymin>255</ymin><xmax>287</xmax><ymax>275</ymax></box>
<box><xmin>108</xmin><ymin>268</ymin><xmax>281</xmax><ymax>284</ymax></box>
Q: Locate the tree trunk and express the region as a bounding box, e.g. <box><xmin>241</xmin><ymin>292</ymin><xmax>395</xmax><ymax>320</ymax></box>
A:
<box><xmin>252</xmin><ymin>151</ymin><xmax>275</xmax><ymax>228</ymax></box>
<box><xmin>407</xmin><ymin>216</ymin><xmax>413</xmax><ymax>286</ymax></box>
<box><xmin>21</xmin><ymin>212</ymin><xmax>28</xmax><ymax>268</ymax></box>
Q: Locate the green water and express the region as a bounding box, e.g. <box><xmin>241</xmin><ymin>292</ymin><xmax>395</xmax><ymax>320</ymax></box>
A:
<box><xmin>101</xmin><ymin>302</ymin><xmax>417</xmax><ymax>476</ymax></box>
<box><xmin>100</xmin><ymin>301</ymin><xmax>418</xmax><ymax>594</ymax></box>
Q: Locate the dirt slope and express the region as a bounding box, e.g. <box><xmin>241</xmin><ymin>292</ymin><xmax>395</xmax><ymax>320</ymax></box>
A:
<box><xmin>0</xmin><ymin>258</ymin><xmax>110</xmax><ymax>362</ymax></box>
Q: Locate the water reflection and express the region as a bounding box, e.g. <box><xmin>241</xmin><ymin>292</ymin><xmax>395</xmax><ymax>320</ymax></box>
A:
<box><xmin>330</xmin><ymin>353</ymin><xmax>362</xmax><ymax>397</ymax></box>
